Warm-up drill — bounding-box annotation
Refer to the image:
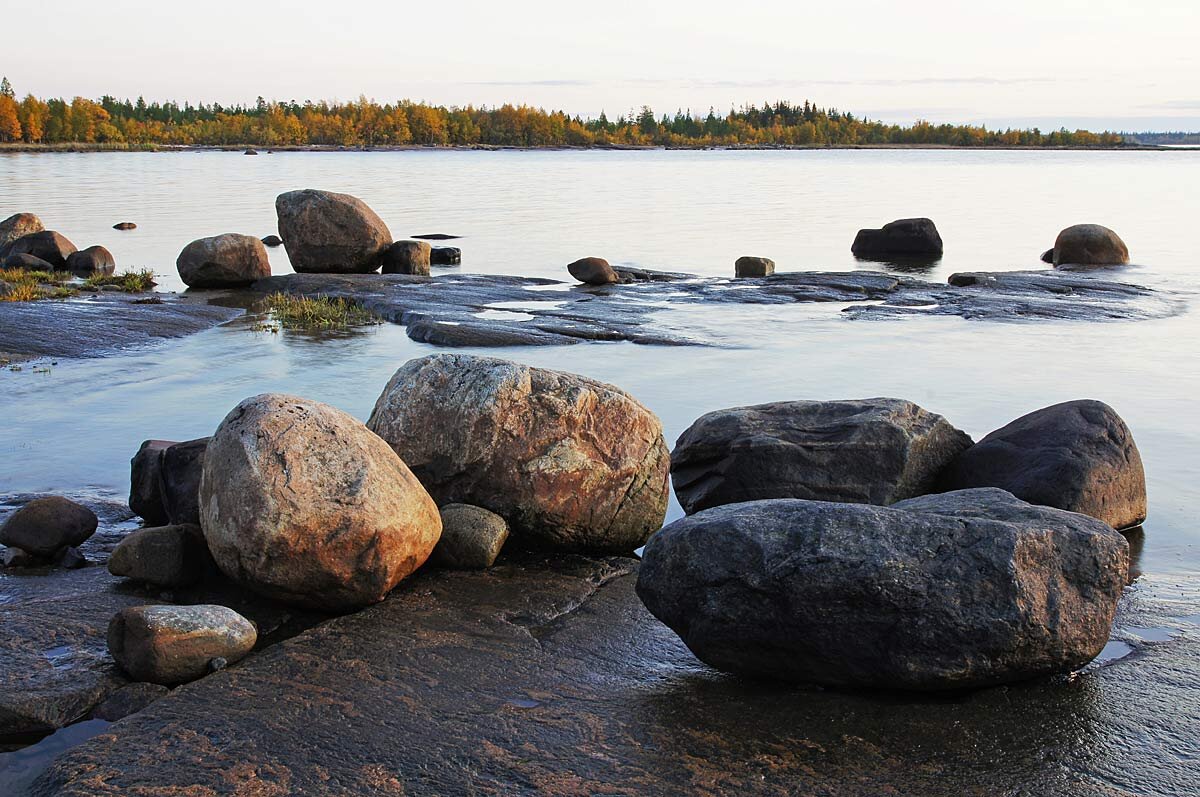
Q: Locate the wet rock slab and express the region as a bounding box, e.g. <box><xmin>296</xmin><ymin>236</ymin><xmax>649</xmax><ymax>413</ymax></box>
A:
<box><xmin>253</xmin><ymin>267</ymin><xmax>1184</xmax><ymax>348</ymax></box>
<box><xmin>31</xmin><ymin>552</ymin><xmax>1200</xmax><ymax>796</ymax></box>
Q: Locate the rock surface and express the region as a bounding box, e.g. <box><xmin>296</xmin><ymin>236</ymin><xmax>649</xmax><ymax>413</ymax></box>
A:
<box><xmin>432</xmin><ymin>504</ymin><xmax>509</xmax><ymax>569</ymax></box>
<box><xmin>65</xmin><ymin>246</ymin><xmax>115</xmax><ymax>277</ymax></box>
<box><xmin>275</xmin><ymin>189</ymin><xmax>392</xmax><ymax>273</ymax></box>
<box><xmin>567</xmin><ymin>256</ymin><xmax>619</xmax><ymax>285</ymax></box>
<box><xmin>107</xmin><ymin>604</ymin><xmax>258</xmax><ymax>685</ymax></box>
<box><xmin>939</xmin><ymin>400</ymin><xmax>1147</xmax><ymax>529</ymax></box>
<box><xmin>368</xmin><ymin>354</ymin><xmax>670</xmax><ymax>553</ymax></box>
<box><xmin>1052</xmin><ymin>224</ymin><xmax>1130</xmax><ymax>267</ymax></box>
<box><xmin>176</xmin><ymin>233</ymin><xmax>271</xmax><ymax>288</ymax></box>
<box><xmin>735</xmin><ymin>256</ymin><xmax>775</xmax><ymax>277</ymax></box>
<box><xmin>381</xmin><ymin>240</ymin><xmax>432</xmax><ymax>276</ymax></box>
<box><xmin>128</xmin><ymin>440</ymin><xmax>174</xmax><ymax>526</ymax></box>
<box><xmin>200</xmin><ymin>393</ymin><xmax>442</xmax><ymax>610</ymax></box>
<box><xmin>0</xmin><ymin>213</ymin><xmax>45</xmax><ymax>258</ymax></box>
<box><xmin>638</xmin><ymin>489</ymin><xmax>1128</xmax><ymax>690</ymax></box>
<box><xmin>159</xmin><ymin>438</ymin><xmax>209</xmax><ymax>527</ymax></box>
<box><xmin>108</xmin><ymin>524</ymin><xmax>210</xmax><ymax>587</ymax></box>
<box><xmin>852</xmin><ymin>218</ymin><xmax>943</xmax><ymax>260</ymax></box>
<box><xmin>91</xmin><ymin>683</ymin><xmax>170</xmax><ymax>722</ymax></box>
<box><xmin>671</xmin><ymin>398</ymin><xmax>973</xmax><ymax>514</ymax></box>
<box><xmin>0</xmin><ymin>497</ymin><xmax>98</xmax><ymax>558</ymax></box>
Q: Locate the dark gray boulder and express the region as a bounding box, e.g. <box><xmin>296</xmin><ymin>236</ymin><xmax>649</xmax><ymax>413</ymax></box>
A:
<box><xmin>160</xmin><ymin>438</ymin><xmax>210</xmax><ymax>526</ymax></box>
<box><xmin>3</xmin><ymin>252</ymin><xmax>55</xmax><ymax>271</ymax></box>
<box><xmin>6</xmin><ymin>230</ymin><xmax>78</xmax><ymax>268</ymax></box>
<box><xmin>852</xmin><ymin>218</ymin><xmax>943</xmax><ymax>261</ymax></box>
<box><xmin>670</xmin><ymin>398</ymin><xmax>973</xmax><ymax>514</ymax></box>
<box><xmin>567</xmin><ymin>257</ymin><xmax>619</xmax><ymax>285</ymax></box>
<box><xmin>430</xmin><ymin>246</ymin><xmax>461</xmax><ymax>266</ymax></box>
<box><xmin>381</xmin><ymin>240</ymin><xmax>432</xmax><ymax>276</ymax></box>
<box><xmin>637</xmin><ymin>489</ymin><xmax>1129</xmax><ymax>690</ymax></box>
<box><xmin>177</xmin><ymin>234</ymin><xmax>271</xmax><ymax>289</ymax></box>
<box><xmin>735</xmin><ymin>256</ymin><xmax>775</xmax><ymax>278</ymax></box>
<box><xmin>66</xmin><ymin>245</ymin><xmax>116</xmax><ymax>277</ymax></box>
<box><xmin>275</xmin><ymin>189</ymin><xmax>392</xmax><ymax>273</ymax></box>
<box><xmin>261</xmin><ymin>234</ymin><xmax>282</xmax><ymax>247</ymax></box>
<box><xmin>432</xmin><ymin>504</ymin><xmax>510</xmax><ymax>569</ymax></box>
<box><xmin>1040</xmin><ymin>248</ymin><xmax>1055</xmax><ymax>264</ymax></box>
<box><xmin>129</xmin><ymin>439</ymin><xmax>175</xmax><ymax>526</ymax></box>
<box><xmin>108</xmin><ymin>524</ymin><xmax>210</xmax><ymax>587</ymax></box>
<box><xmin>0</xmin><ymin>497</ymin><xmax>98</xmax><ymax>558</ymax></box>
<box><xmin>1051</xmin><ymin>224</ymin><xmax>1129</xmax><ymax>267</ymax></box>
<box><xmin>938</xmin><ymin>399</ymin><xmax>1146</xmax><ymax>529</ymax></box>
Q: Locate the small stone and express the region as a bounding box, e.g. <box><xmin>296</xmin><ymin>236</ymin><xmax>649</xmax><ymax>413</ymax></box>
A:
<box><xmin>433</xmin><ymin>504</ymin><xmax>510</xmax><ymax>569</ymax></box>
<box><xmin>108</xmin><ymin>524</ymin><xmax>210</xmax><ymax>587</ymax></box>
<box><xmin>734</xmin><ymin>256</ymin><xmax>775</xmax><ymax>278</ymax></box>
<box><xmin>208</xmin><ymin>657</ymin><xmax>228</xmax><ymax>673</ymax></box>
<box><xmin>261</xmin><ymin>234</ymin><xmax>283</xmax><ymax>247</ymax></box>
<box><xmin>0</xmin><ymin>497</ymin><xmax>98</xmax><ymax>558</ymax></box>
<box><xmin>107</xmin><ymin>604</ymin><xmax>258</xmax><ymax>685</ymax></box>
<box><xmin>381</xmin><ymin>240</ymin><xmax>432</xmax><ymax>276</ymax></box>
<box><xmin>2</xmin><ymin>546</ymin><xmax>37</xmax><ymax>567</ymax></box>
<box><xmin>92</xmin><ymin>682</ymin><xmax>170</xmax><ymax>721</ymax></box>
<box><xmin>567</xmin><ymin>257</ymin><xmax>619</xmax><ymax>285</ymax></box>
<box><xmin>113</xmin><ymin>222</ymin><xmax>138</xmax><ymax>231</ymax></box>
<box><xmin>55</xmin><ymin>546</ymin><xmax>88</xmax><ymax>569</ymax></box>
<box><xmin>430</xmin><ymin>246</ymin><xmax>461</xmax><ymax>266</ymax></box>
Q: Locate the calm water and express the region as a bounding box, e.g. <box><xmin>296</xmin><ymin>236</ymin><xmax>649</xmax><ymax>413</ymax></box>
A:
<box><xmin>1</xmin><ymin>148</ymin><xmax>1198</xmax><ymax>579</ymax></box>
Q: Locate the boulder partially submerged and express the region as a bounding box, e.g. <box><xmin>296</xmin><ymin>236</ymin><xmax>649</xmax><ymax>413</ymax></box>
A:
<box><xmin>66</xmin><ymin>245</ymin><xmax>116</xmax><ymax>277</ymax></box>
<box><xmin>382</xmin><ymin>240</ymin><xmax>432</xmax><ymax>276</ymax></box>
<box><xmin>852</xmin><ymin>218</ymin><xmax>943</xmax><ymax>261</ymax></box>
<box><xmin>6</xmin><ymin>230</ymin><xmax>78</xmax><ymax>268</ymax></box>
<box><xmin>275</xmin><ymin>189</ymin><xmax>392</xmax><ymax>273</ymax></box>
<box><xmin>670</xmin><ymin>398</ymin><xmax>973</xmax><ymax>514</ymax></box>
<box><xmin>637</xmin><ymin>489</ymin><xmax>1128</xmax><ymax>690</ymax></box>
<box><xmin>735</xmin><ymin>256</ymin><xmax>775</xmax><ymax>278</ymax></box>
<box><xmin>567</xmin><ymin>256</ymin><xmax>620</xmax><ymax>285</ymax></box>
<box><xmin>0</xmin><ymin>496</ymin><xmax>97</xmax><ymax>559</ymax></box>
<box><xmin>107</xmin><ymin>604</ymin><xmax>257</xmax><ymax>685</ymax></box>
<box><xmin>1051</xmin><ymin>224</ymin><xmax>1129</xmax><ymax>267</ymax></box>
<box><xmin>177</xmin><ymin>234</ymin><xmax>271</xmax><ymax>288</ymax></box>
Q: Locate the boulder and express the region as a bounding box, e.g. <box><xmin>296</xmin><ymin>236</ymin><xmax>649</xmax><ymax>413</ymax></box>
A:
<box><xmin>947</xmin><ymin>272</ymin><xmax>998</xmax><ymax>288</ymax></box>
<box><xmin>381</xmin><ymin>240</ymin><xmax>432</xmax><ymax>276</ymax></box>
<box><xmin>367</xmin><ymin>354</ymin><xmax>670</xmax><ymax>553</ymax></box>
<box><xmin>199</xmin><ymin>393</ymin><xmax>442</xmax><ymax>610</ymax></box>
<box><xmin>92</xmin><ymin>683</ymin><xmax>170</xmax><ymax>722</ymax></box>
<box><xmin>637</xmin><ymin>489</ymin><xmax>1129</xmax><ymax>690</ymax></box>
<box><xmin>160</xmin><ymin>438</ymin><xmax>209</xmax><ymax>526</ymax></box>
<box><xmin>1040</xmin><ymin>248</ymin><xmax>1055</xmax><ymax>264</ymax></box>
<box><xmin>107</xmin><ymin>605</ymin><xmax>257</xmax><ymax>685</ymax></box>
<box><xmin>670</xmin><ymin>398</ymin><xmax>973</xmax><ymax>515</ymax></box>
<box><xmin>113</xmin><ymin>222</ymin><xmax>137</xmax><ymax>231</ymax></box>
<box><xmin>108</xmin><ymin>524</ymin><xmax>210</xmax><ymax>587</ymax></box>
<box><xmin>129</xmin><ymin>439</ymin><xmax>175</xmax><ymax>526</ymax></box>
<box><xmin>2</xmin><ymin>252</ymin><xmax>55</xmax><ymax>271</ymax></box>
<box><xmin>567</xmin><ymin>257</ymin><xmax>619</xmax><ymax>285</ymax></box>
<box><xmin>851</xmin><ymin>218</ymin><xmax>943</xmax><ymax>260</ymax></box>
<box><xmin>275</xmin><ymin>189</ymin><xmax>393</xmax><ymax>274</ymax></box>
<box><xmin>430</xmin><ymin>246</ymin><xmax>461</xmax><ymax>266</ymax></box>
<box><xmin>735</xmin><ymin>256</ymin><xmax>775</xmax><ymax>278</ymax></box>
<box><xmin>176</xmin><ymin>234</ymin><xmax>271</xmax><ymax>289</ymax></box>
<box><xmin>938</xmin><ymin>399</ymin><xmax>1146</xmax><ymax>529</ymax></box>
<box><xmin>0</xmin><ymin>496</ymin><xmax>98</xmax><ymax>558</ymax></box>
<box><xmin>6</xmin><ymin>230</ymin><xmax>78</xmax><ymax>268</ymax></box>
<box><xmin>1052</xmin><ymin>224</ymin><xmax>1129</xmax><ymax>267</ymax></box>
<box><xmin>0</xmin><ymin>212</ymin><xmax>44</xmax><ymax>257</ymax></box>
<box><xmin>433</xmin><ymin>504</ymin><xmax>510</xmax><ymax>569</ymax></box>
<box><xmin>66</xmin><ymin>245</ymin><xmax>116</xmax><ymax>277</ymax></box>
<box><xmin>261</xmin><ymin>234</ymin><xmax>283</xmax><ymax>247</ymax></box>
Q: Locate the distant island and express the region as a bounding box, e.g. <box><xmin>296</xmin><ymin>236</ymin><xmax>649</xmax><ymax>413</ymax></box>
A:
<box><xmin>0</xmin><ymin>76</ymin><xmax>1153</xmax><ymax>150</ymax></box>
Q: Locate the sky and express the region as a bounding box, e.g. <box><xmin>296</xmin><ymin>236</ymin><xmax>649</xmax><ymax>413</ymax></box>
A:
<box><xmin>3</xmin><ymin>1</ymin><xmax>1198</xmax><ymax>131</ymax></box>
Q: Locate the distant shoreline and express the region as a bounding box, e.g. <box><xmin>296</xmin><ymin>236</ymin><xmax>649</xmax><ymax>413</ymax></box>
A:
<box><xmin>2</xmin><ymin>142</ymin><xmax>1195</xmax><ymax>154</ymax></box>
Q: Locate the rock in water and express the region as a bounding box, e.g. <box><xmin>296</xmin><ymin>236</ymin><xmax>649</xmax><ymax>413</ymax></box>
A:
<box><xmin>6</xmin><ymin>230</ymin><xmax>78</xmax><ymax>268</ymax></box>
<box><xmin>2</xmin><ymin>252</ymin><xmax>55</xmax><ymax>271</ymax></box>
<box><xmin>66</xmin><ymin>245</ymin><xmax>116</xmax><ymax>277</ymax></box>
<box><xmin>107</xmin><ymin>605</ymin><xmax>257</xmax><ymax>685</ymax></box>
<box><xmin>433</xmin><ymin>504</ymin><xmax>509</xmax><ymax>569</ymax></box>
<box><xmin>567</xmin><ymin>257</ymin><xmax>620</xmax><ymax>285</ymax></box>
<box><xmin>381</xmin><ymin>240</ymin><xmax>432</xmax><ymax>276</ymax></box>
<box><xmin>129</xmin><ymin>439</ymin><xmax>175</xmax><ymax>526</ymax></box>
<box><xmin>160</xmin><ymin>438</ymin><xmax>209</xmax><ymax>526</ymax></box>
<box><xmin>275</xmin><ymin>189</ymin><xmax>393</xmax><ymax>274</ymax></box>
<box><xmin>430</xmin><ymin>246</ymin><xmax>461</xmax><ymax>266</ymax></box>
<box><xmin>367</xmin><ymin>354</ymin><xmax>670</xmax><ymax>553</ymax></box>
<box><xmin>851</xmin><ymin>218</ymin><xmax>943</xmax><ymax>260</ymax></box>
<box><xmin>0</xmin><ymin>496</ymin><xmax>98</xmax><ymax>558</ymax></box>
<box><xmin>261</xmin><ymin>234</ymin><xmax>283</xmax><ymax>247</ymax></box>
<box><xmin>1052</xmin><ymin>224</ymin><xmax>1129</xmax><ymax>267</ymax></box>
<box><xmin>637</xmin><ymin>489</ymin><xmax>1128</xmax><ymax>690</ymax></box>
<box><xmin>113</xmin><ymin>222</ymin><xmax>137</xmax><ymax>231</ymax></box>
<box><xmin>200</xmin><ymin>393</ymin><xmax>442</xmax><ymax>610</ymax></box>
<box><xmin>735</xmin><ymin>256</ymin><xmax>775</xmax><ymax>277</ymax></box>
<box><xmin>670</xmin><ymin>398</ymin><xmax>972</xmax><ymax>515</ymax></box>
<box><xmin>108</xmin><ymin>524</ymin><xmax>210</xmax><ymax>587</ymax></box>
<box><xmin>176</xmin><ymin>234</ymin><xmax>271</xmax><ymax>288</ymax></box>
<box><xmin>0</xmin><ymin>212</ymin><xmax>45</xmax><ymax>257</ymax></box>
<box><xmin>938</xmin><ymin>399</ymin><xmax>1146</xmax><ymax>529</ymax></box>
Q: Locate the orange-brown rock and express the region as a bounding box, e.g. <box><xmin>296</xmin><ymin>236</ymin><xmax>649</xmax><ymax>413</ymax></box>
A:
<box><xmin>367</xmin><ymin>354</ymin><xmax>670</xmax><ymax>553</ymax></box>
<box><xmin>199</xmin><ymin>393</ymin><xmax>441</xmax><ymax>610</ymax></box>
<box><xmin>275</xmin><ymin>189</ymin><xmax>393</xmax><ymax>273</ymax></box>
<box><xmin>0</xmin><ymin>212</ymin><xmax>44</xmax><ymax>257</ymax></box>
<box><xmin>107</xmin><ymin>604</ymin><xmax>257</xmax><ymax>685</ymax></box>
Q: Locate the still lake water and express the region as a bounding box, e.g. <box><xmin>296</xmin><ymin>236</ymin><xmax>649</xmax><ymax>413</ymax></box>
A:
<box><xmin>1</xmin><ymin>148</ymin><xmax>1198</xmax><ymax>575</ymax></box>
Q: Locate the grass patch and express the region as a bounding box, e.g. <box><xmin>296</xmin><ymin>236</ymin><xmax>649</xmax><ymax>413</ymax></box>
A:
<box><xmin>0</xmin><ymin>268</ymin><xmax>78</xmax><ymax>302</ymax></box>
<box><xmin>84</xmin><ymin>268</ymin><xmax>157</xmax><ymax>292</ymax></box>
<box><xmin>265</xmin><ymin>293</ymin><xmax>379</xmax><ymax>330</ymax></box>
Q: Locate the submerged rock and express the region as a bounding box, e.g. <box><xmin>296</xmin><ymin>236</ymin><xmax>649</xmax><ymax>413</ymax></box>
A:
<box><xmin>107</xmin><ymin>604</ymin><xmax>257</xmax><ymax>685</ymax></box>
<box><xmin>433</xmin><ymin>504</ymin><xmax>509</xmax><ymax>569</ymax></box>
<box><xmin>367</xmin><ymin>354</ymin><xmax>671</xmax><ymax>553</ymax></box>
<box><xmin>176</xmin><ymin>233</ymin><xmax>271</xmax><ymax>288</ymax></box>
<box><xmin>670</xmin><ymin>398</ymin><xmax>973</xmax><ymax>514</ymax></box>
<box><xmin>200</xmin><ymin>393</ymin><xmax>442</xmax><ymax>610</ymax></box>
<box><xmin>852</xmin><ymin>218</ymin><xmax>943</xmax><ymax>261</ymax></box>
<box><xmin>66</xmin><ymin>245</ymin><xmax>116</xmax><ymax>277</ymax></box>
<box><xmin>129</xmin><ymin>439</ymin><xmax>175</xmax><ymax>526</ymax></box>
<box><xmin>637</xmin><ymin>489</ymin><xmax>1128</xmax><ymax>690</ymax></box>
<box><xmin>735</xmin><ymin>256</ymin><xmax>775</xmax><ymax>277</ymax></box>
<box><xmin>1052</xmin><ymin>224</ymin><xmax>1129</xmax><ymax>267</ymax></box>
<box><xmin>108</xmin><ymin>524</ymin><xmax>210</xmax><ymax>587</ymax></box>
<box><xmin>160</xmin><ymin>438</ymin><xmax>209</xmax><ymax>526</ymax></box>
<box><xmin>430</xmin><ymin>245</ymin><xmax>461</xmax><ymax>266</ymax></box>
<box><xmin>382</xmin><ymin>240</ymin><xmax>432</xmax><ymax>276</ymax></box>
<box><xmin>939</xmin><ymin>399</ymin><xmax>1146</xmax><ymax>529</ymax></box>
<box><xmin>113</xmin><ymin>222</ymin><xmax>137</xmax><ymax>231</ymax></box>
<box><xmin>275</xmin><ymin>189</ymin><xmax>392</xmax><ymax>274</ymax></box>
<box><xmin>0</xmin><ymin>212</ymin><xmax>45</xmax><ymax>257</ymax></box>
<box><xmin>6</xmin><ymin>230</ymin><xmax>78</xmax><ymax>268</ymax></box>
<box><xmin>0</xmin><ymin>496</ymin><xmax>98</xmax><ymax>559</ymax></box>
<box><xmin>261</xmin><ymin>234</ymin><xmax>282</xmax><ymax>247</ymax></box>
<box><xmin>567</xmin><ymin>256</ymin><xmax>619</xmax><ymax>285</ymax></box>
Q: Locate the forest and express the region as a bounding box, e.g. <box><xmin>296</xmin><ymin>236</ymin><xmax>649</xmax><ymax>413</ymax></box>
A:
<box><xmin>0</xmin><ymin>77</ymin><xmax>1126</xmax><ymax>149</ymax></box>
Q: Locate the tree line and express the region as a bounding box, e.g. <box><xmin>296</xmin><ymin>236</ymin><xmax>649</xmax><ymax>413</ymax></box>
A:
<box><xmin>0</xmin><ymin>78</ymin><xmax>1126</xmax><ymax>149</ymax></box>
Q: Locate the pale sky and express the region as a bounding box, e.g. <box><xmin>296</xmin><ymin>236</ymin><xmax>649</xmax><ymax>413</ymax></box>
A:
<box><xmin>4</xmin><ymin>0</ymin><xmax>1198</xmax><ymax>131</ymax></box>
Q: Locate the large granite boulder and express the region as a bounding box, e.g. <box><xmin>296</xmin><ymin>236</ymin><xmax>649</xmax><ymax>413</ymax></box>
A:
<box><xmin>160</xmin><ymin>438</ymin><xmax>209</xmax><ymax>526</ymax></box>
<box><xmin>381</xmin><ymin>240</ymin><xmax>431</xmax><ymax>276</ymax></box>
<box><xmin>567</xmin><ymin>257</ymin><xmax>620</xmax><ymax>285</ymax></box>
<box><xmin>852</xmin><ymin>218</ymin><xmax>943</xmax><ymax>260</ymax></box>
<box><xmin>637</xmin><ymin>489</ymin><xmax>1129</xmax><ymax>690</ymax></box>
<box><xmin>1051</xmin><ymin>224</ymin><xmax>1129</xmax><ymax>267</ymax></box>
<box><xmin>275</xmin><ymin>189</ymin><xmax>393</xmax><ymax>273</ymax></box>
<box><xmin>671</xmin><ymin>398</ymin><xmax>973</xmax><ymax>514</ymax></box>
<box><xmin>66</xmin><ymin>245</ymin><xmax>116</xmax><ymax>277</ymax></box>
<box><xmin>199</xmin><ymin>393</ymin><xmax>442</xmax><ymax>610</ymax></box>
<box><xmin>108</xmin><ymin>524</ymin><xmax>210</xmax><ymax>587</ymax></box>
<box><xmin>129</xmin><ymin>439</ymin><xmax>175</xmax><ymax>526</ymax></box>
<box><xmin>0</xmin><ymin>496</ymin><xmax>98</xmax><ymax>558</ymax></box>
<box><xmin>0</xmin><ymin>212</ymin><xmax>44</xmax><ymax>257</ymax></box>
<box><xmin>6</xmin><ymin>230</ymin><xmax>78</xmax><ymax>268</ymax></box>
<box><xmin>107</xmin><ymin>605</ymin><xmax>257</xmax><ymax>685</ymax></box>
<box><xmin>938</xmin><ymin>400</ymin><xmax>1146</xmax><ymax>529</ymax></box>
<box><xmin>432</xmin><ymin>504</ymin><xmax>510</xmax><ymax>569</ymax></box>
<box><xmin>367</xmin><ymin>354</ymin><xmax>670</xmax><ymax>553</ymax></box>
<box><xmin>176</xmin><ymin>234</ymin><xmax>271</xmax><ymax>288</ymax></box>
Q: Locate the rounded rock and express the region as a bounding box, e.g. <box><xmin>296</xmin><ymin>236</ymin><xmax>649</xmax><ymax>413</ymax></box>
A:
<box><xmin>2</xmin><ymin>252</ymin><xmax>55</xmax><ymax>272</ymax></box>
<box><xmin>177</xmin><ymin>234</ymin><xmax>271</xmax><ymax>289</ymax></box>
<box><xmin>113</xmin><ymin>222</ymin><xmax>137</xmax><ymax>231</ymax></box>
<box><xmin>107</xmin><ymin>604</ymin><xmax>257</xmax><ymax>685</ymax></box>
<box><xmin>734</xmin><ymin>256</ymin><xmax>775</xmax><ymax>278</ymax></box>
<box><xmin>108</xmin><ymin>524</ymin><xmax>210</xmax><ymax>587</ymax></box>
<box><xmin>261</xmin><ymin>234</ymin><xmax>283</xmax><ymax>247</ymax></box>
<box><xmin>0</xmin><ymin>213</ymin><xmax>45</xmax><ymax>257</ymax></box>
<box><xmin>0</xmin><ymin>497</ymin><xmax>98</xmax><ymax>559</ymax></box>
<box><xmin>7</xmin><ymin>231</ymin><xmax>78</xmax><ymax>268</ymax></box>
<box><xmin>852</xmin><ymin>218</ymin><xmax>943</xmax><ymax>261</ymax></box>
<box><xmin>381</xmin><ymin>240</ymin><xmax>432</xmax><ymax>276</ymax></box>
<box><xmin>567</xmin><ymin>257</ymin><xmax>619</xmax><ymax>285</ymax></box>
<box><xmin>433</xmin><ymin>504</ymin><xmax>509</xmax><ymax>569</ymax></box>
<box><xmin>66</xmin><ymin>245</ymin><xmax>116</xmax><ymax>277</ymax></box>
<box><xmin>1052</xmin><ymin>224</ymin><xmax>1129</xmax><ymax>267</ymax></box>
<box><xmin>275</xmin><ymin>189</ymin><xmax>393</xmax><ymax>274</ymax></box>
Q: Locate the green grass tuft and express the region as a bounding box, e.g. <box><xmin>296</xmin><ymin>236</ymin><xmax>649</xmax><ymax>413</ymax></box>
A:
<box><xmin>84</xmin><ymin>268</ymin><xmax>158</xmax><ymax>292</ymax></box>
<box><xmin>265</xmin><ymin>293</ymin><xmax>379</xmax><ymax>329</ymax></box>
